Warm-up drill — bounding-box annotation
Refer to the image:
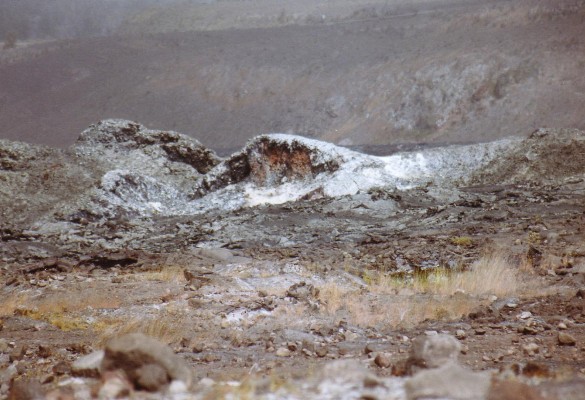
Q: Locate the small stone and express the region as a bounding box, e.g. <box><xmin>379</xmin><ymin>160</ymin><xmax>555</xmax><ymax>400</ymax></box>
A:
<box><xmin>558</xmin><ymin>332</ymin><xmax>577</xmax><ymax>346</ymax></box>
<box><xmin>9</xmin><ymin>345</ymin><xmax>26</xmax><ymax>362</ymax></box>
<box><xmin>316</xmin><ymin>346</ymin><xmax>328</xmax><ymax>358</ymax></box>
<box><xmin>519</xmin><ymin>311</ymin><xmax>532</xmax><ymax>320</ymax></box>
<box><xmin>52</xmin><ymin>361</ymin><xmax>71</xmax><ymax>375</ymax></box>
<box><xmin>474</xmin><ymin>328</ymin><xmax>486</xmax><ymax>335</ymax></box>
<box><xmin>482</xmin><ymin>355</ymin><xmax>491</xmax><ymax>362</ymax></box>
<box><xmin>455</xmin><ymin>330</ymin><xmax>466</xmax><ymax>340</ymax></box>
<box><xmin>558</xmin><ymin>322</ymin><xmax>568</xmax><ymax>330</ymax></box>
<box><xmin>364</xmin><ymin>343</ymin><xmax>376</xmax><ymax>354</ymax></box>
<box><xmin>276</xmin><ymin>348</ymin><xmax>291</xmax><ymax>357</ymax></box>
<box><xmin>0</xmin><ymin>339</ymin><xmax>9</xmax><ymax>353</ymax></box>
<box><xmin>522</xmin><ymin>342</ymin><xmax>540</xmax><ymax>356</ymax></box>
<box><xmin>520</xmin><ymin>326</ymin><xmax>539</xmax><ymax>335</ymax></box>
<box><xmin>220</xmin><ymin>319</ymin><xmax>230</xmax><ymax>329</ymax></box>
<box><xmin>37</xmin><ymin>345</ymin><xmax>52</xmax><ymax>359</ymax></box>
<box><xmin>505</xmin><ymin>303</ymin><xmax>518</xmax><ymax>309</ymax></box>
<box><xmin>374</xmin><ymin>353</ymin><xmax>392</xmax><ymax>368</ymax></box>
<box><xmin>191</xmin><ymin>342</ymin><xmax>205</xmax><ymax>353</ymax></box>
<box><xmin>424</xmin><ymin>330</ymin><xmax>438</xmax><ymax>336</ymax></box>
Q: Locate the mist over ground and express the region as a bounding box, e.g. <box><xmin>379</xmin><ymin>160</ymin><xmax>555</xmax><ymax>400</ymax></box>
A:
<box><xmin>0</xmin><ymin>0</ymin><xmax>186</xmax><ymax>40</ymax></box>
<box><xmin>0</xmin><ymin>0</ymin><xmax>584</xmax><ymax>151</ymax></box>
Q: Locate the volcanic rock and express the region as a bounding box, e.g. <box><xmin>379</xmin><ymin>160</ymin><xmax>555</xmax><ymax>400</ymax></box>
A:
<box><xmin>72</xmin><ymin>350</ymin><xmax>104</xmax><ymax>378</ymax></box>
<box><xmin>405</xmin><ymin>361</ymin><xmax>491</xmax><ymax>400</ymax></box>
<box><xmin>102</xmin><ymin>333</ymin><xmax>192</xmax><ymax>389</ymax></box>
<box><xmin>408</xmin><ymin>334</ymin><xmax>461</xmax><ymax>370</ymax></box>
<box><xmin>7</xmin><ymin>379</ymin><xmax>44</xmax><ymax>400</ymax></box>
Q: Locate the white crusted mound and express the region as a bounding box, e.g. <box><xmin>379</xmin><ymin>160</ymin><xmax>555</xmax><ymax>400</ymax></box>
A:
<box><xmin>91</xmin><ymin>132</ymin><xmax>517</xmax><ymax>216</ymax></box>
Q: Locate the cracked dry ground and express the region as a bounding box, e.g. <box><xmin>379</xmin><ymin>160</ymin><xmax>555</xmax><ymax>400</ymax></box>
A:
<box><xmin>2</xmin><ymin>179</ymin><xmax>585</xmax><ymax>398</ymax></box>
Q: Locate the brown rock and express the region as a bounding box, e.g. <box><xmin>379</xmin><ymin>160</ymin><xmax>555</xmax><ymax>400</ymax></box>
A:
<box><xmin>364</xmin><ymin>343</ymin><xmax>376</xmax><ymax>355</ymax></box>
<box><xmin>316</xmin><ymin>346</ymin><xmax>328</xmax><ymax>358</ymax></box>
<box><xmin>488</xmin><ymin>380</ymin><xmax>546</xmax><ymax>400</ymax></box>
<box><xmin>102</xmin><ymin>333</ymin><xmax>192</xmax><ymax>388</ymax></box>
<box><xmin>374</xmin><ymin>353</ymin><xmax>392</xmax><ymax>368</ymax></box>
<box><xmin>558</xmin><ymin>332</ymin><xmax>577</xmax><ymax>346</ymax></box>
<box><xmin>8</xmin><ymin>379</ymin><xmax>44</xmax><ymax>400</ymax></box>
<box><xmin>37</xmin><ymin>345</ymin><xmax>52</xmax><ymax>359</ymax></box>
<box><xmin>52</xmin><ymin>361</ymin><xmax>71</xmax><ymax>376</ymax></box>
<box><xmin>9</xmin><ymin>345</ymin><xmax>26</xmax><ymax>362</ymax></box>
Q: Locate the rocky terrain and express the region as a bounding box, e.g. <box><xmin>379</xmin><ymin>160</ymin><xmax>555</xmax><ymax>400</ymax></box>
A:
<box><xmin>1</xmin><ymin>120</ymin><xmax>585</xmax><ymax>399</ymax></box>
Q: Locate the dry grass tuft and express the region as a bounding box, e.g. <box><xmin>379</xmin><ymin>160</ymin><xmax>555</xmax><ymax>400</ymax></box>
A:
<box><xmin>317</xmin><ymin>252</ymin><xmax>531</xmax><ymax>329</ymax></box>
<box><xmin>318</xmin><ymin>282</ymin><xmax>349</xmax><ymax>315</ymax></box>
<box><xmin>133</xmin><ymin>265</ymin><xmax>186</xmax><ymax>283</ymax></box>
<box><xmin>372</xmin><ymin>252</ymin><xmax>520</xmax><ymax>297</ymax></box>
<box><xmin>95</xmin><ymin>313</ymin><xmax>185</xmax><ymax>346</ymax></box>
<box><xmin>0</xmin><ymin>291</ymin><xmax>30</xmax><ymax>317</ymax></box>
<box><xmin>0</xmin><ymin>289</ymin><xmax>121</xmax><ymax>331</ymax></box>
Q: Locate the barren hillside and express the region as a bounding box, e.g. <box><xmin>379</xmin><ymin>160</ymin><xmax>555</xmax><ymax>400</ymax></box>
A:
<box><xmin>0</xmin><ymin>0</ymin><xmax>584</xmax><ymax>151</ymax></box>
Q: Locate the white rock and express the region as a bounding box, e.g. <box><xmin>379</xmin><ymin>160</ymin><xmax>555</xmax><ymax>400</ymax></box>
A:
<box><xmin>519</xmin><ymin>311</ymin><xmax>532</xmax><ymax>319</ymax></box>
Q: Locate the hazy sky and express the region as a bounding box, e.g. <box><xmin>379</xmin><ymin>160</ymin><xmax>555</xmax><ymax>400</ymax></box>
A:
<box><xmin>0</xmin><ymin>0</ymin><xmax>187</xmax><ymax>40</ymax></box>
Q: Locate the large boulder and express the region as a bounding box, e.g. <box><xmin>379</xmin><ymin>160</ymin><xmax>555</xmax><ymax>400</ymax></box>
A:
<box><xmin>75</xmin><ymin>119</ymin><xmax>220</xmax><ymax>175</ymax></box>
<box><xmin>405</xmin><ymin>361</ymin><xmax>492</xmax><ymax>400</ymax></box>
<box><xmin>101</xmin><ymin>333</ymin><xmax>192</xmax><ymax>392</ymax></box>
<box><xmin>408</xmin><ymin>334</ymin><xmax>462</xmax><ymax>370</ymax></box>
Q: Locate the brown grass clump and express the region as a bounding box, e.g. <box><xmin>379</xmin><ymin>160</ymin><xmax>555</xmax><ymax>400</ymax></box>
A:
<box><xmin>372</xmin><ymin>252</ymin><xmax>520</xmax><ymax>297</ymax></box>
<box><xmin>95</xmin><ymin>313</ymin><xmax>185</xmax><ymax>346</ymax></box>
<box><xmin>318</xmin><ymin>252</ymin><xmax>529</xmax><ymax>329</ymax></box>
<box><xmin>133</xmin><ymin>265</ymin><xmax>186</xmax><ymax>283</ymax></box>
<box><xmin>0</xmin><ymin>289</ymin><xmax>121</xmax><ymax>331</ymax></box>
<box><xmin>0</xmin><ymin>291</ymin><xmax>30</xmax><ymax>317</ymax></box>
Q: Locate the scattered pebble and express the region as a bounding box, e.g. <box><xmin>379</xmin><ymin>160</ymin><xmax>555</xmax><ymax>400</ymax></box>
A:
<box><xmin>455</xmin><ymin>330</ymin><xmax>467</xmax><ymax>340</ymax></box>
<box><xmin>276</xmin><ymin>348</ymin><xmax>291</xmax><ymax>357</ymax></box>
<box><xmin>374</xmin><ymin>353</ymin><xmax>392</xmax><ymax>368</ymax></box>
<box><xmin>523</xmin><ymin>343</ymin><xmax>540</xmax><ymax>356</ymax></box>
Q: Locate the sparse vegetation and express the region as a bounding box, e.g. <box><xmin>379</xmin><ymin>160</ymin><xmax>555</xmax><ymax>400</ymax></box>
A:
<box><xmin>318</xmin><ymin>252</ymin><xmax>530</xmax><ymax>328</ymax></box>
<box><xmin>450</xmin><ymin>236</ymin><xmax>473</xmax><ymax>247</ymax></box>
<box><xmin>97</xmin><ymin>316</ymin><xmax>182</xmax><ymax>345</ymax></box>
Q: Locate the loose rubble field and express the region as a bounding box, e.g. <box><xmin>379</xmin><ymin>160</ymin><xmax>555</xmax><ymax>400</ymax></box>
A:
<box><xmin>1</xmin><ymin>121</ymin><xmax>585</xmax><ymax>399</ymax></box>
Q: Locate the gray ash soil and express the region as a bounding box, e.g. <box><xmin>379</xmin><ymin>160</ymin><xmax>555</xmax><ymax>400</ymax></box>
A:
<box><xmin>1</xmin><ymin>121</ymin><xmax>585</xmax><ymax>398</ymax></box>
